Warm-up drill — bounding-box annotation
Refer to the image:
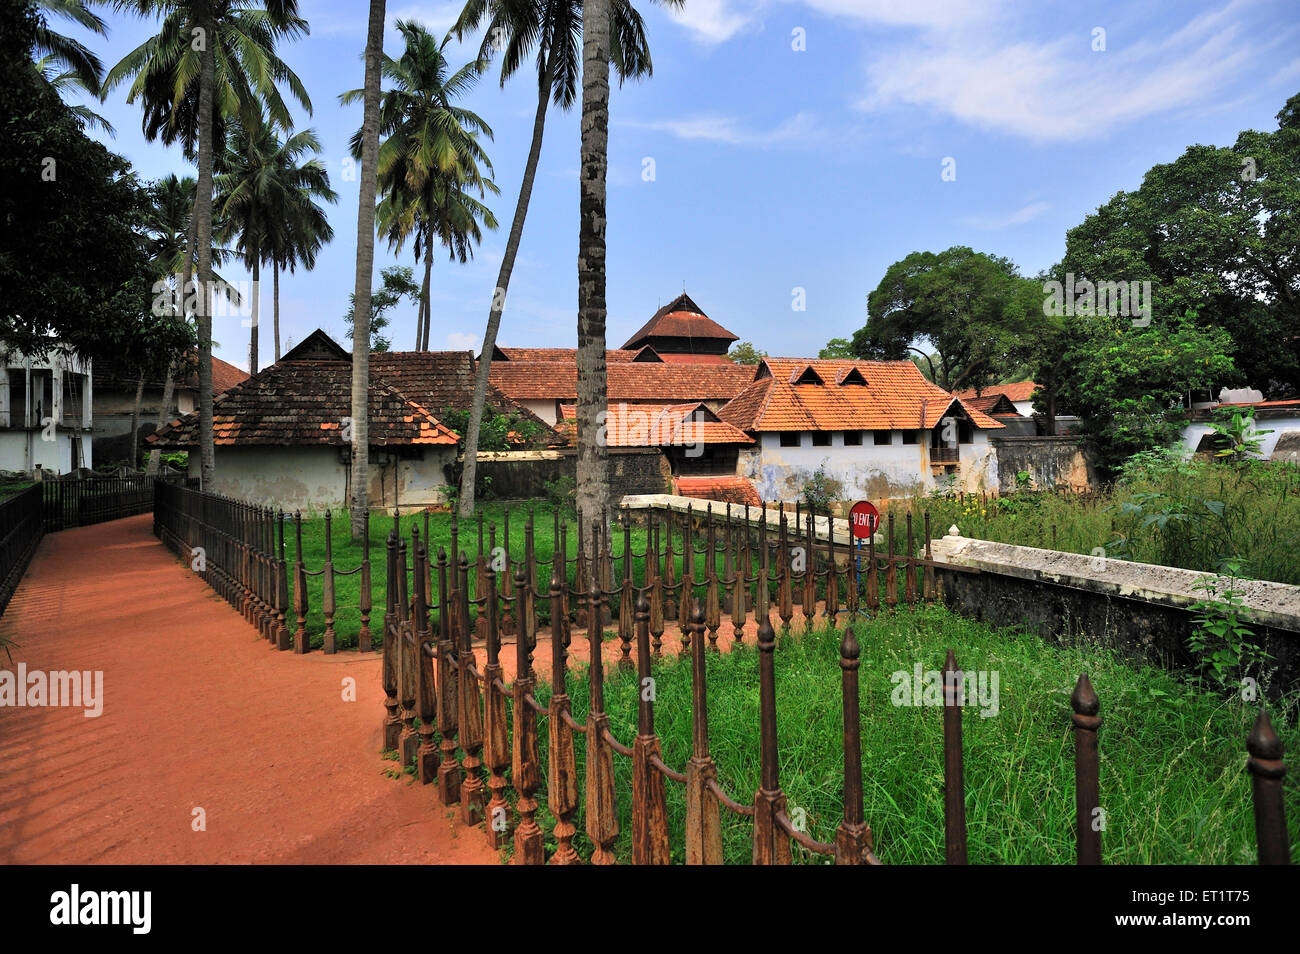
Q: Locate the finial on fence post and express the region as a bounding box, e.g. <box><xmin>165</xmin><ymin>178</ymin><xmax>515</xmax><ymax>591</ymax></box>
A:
<box><xmin>1247</xmin><ymin>710</ymin><xmax>1290</xmax><ymax>865</ymax></box>
<box><xmin>835</xmin><ymin>626</ymin><xmax>876</xmax><ymax>864</ymax></box>
<box><xmin>752</xmin><ymin>613</ymin><xmax>791</xmax><ymax>865</ymax></box>
<box><xmin>435</xmin><ymin>544</ymin><xmax>462</xmax><ymax>807</ymax></box>
<box><xmin>512</xmin><ymin>564</ymin><xmax>544</xmax><ymax>864</ymax></box>
<box><xmin>585</xmin><ymin>569</ymin><xmax>618</xmax><ymax>865</ymax></box>
<box><xmin>632</xmin><ymin>589</ymin><xmax>671</xmax><ymax>864</ymax></box>
<box><xmin>1071</xmin><ymin>673</ymin><xmax>1102</xmax><ymax>865</ymax></box>
<box><xmin>482</xmin><ymin>552</ymin><xmax>510</xmax><ymax>847</ymax></box>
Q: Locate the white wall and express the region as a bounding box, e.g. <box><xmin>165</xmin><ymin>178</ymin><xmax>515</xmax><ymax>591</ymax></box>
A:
<box><xmin>191</xmin><ymin>445</ymin><xmax>456</xmax><ymax>511</ymax></box>
<box><xmin>1180</xmin><ymin>415</ymin><xmax>1300</xmax><ymax>459</ymax></box>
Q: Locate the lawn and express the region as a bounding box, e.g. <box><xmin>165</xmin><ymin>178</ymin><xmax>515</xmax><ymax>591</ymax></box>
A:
<box><xmin>483</xmin><ymin>603</ymin><xmax>1299</xmax><ymax>865</ymax></box>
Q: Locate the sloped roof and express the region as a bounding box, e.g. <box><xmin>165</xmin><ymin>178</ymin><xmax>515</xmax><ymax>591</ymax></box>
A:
<box><xmin>955</xmin><ymin>380</ymin><xmax>1038</xmax><ymax>404</ymax></box>
<box><xmin>487</xmin><ymin>360</ymin><xmax>757</xmax><ymax>403</ymax></box>
<box><xmin>960</xmin><ymin>393</ymin><xmax>1022</xmax><ymax>417</ymax></box>
<box><xmin>556</xmin><ymin>402</ymin><xmax>753</xmax><ymax>446</ymax></box>
<box><xmin>718</xmin><ymin>358</ymin><xmax>1005</xmax><ymax>432</ymax></box>
<box><xmin>149</xmin><ymin>360</ymin><xmax>458</xmax><ymax>448</ymax></box>
<box><xmin>369</xmin><ymin>350</ymin><xmax>551</xmax><ymax>433</ymax></box>
<box><xmin>673</xmin><ymin>476</ymin><xmax>761</xmax><ymax>507</ymax></box>
<box><xmin>621</xmin><ymin>293</ymin><xmax>739</xmax><ymax>350</ymax></box>
<box><xmin>495</xmin><ymin>347</ymin><xmax>650</xmax><ymax>363</ymax></box>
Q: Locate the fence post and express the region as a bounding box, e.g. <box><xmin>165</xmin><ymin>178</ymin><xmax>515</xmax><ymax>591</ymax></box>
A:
<box><xmin>685</xmin><ymin>601</ymin><xmax>723</xmax><ymax>865</ymax></box>
<box><xmin>457</xmin><ymin>552</ymin><xmax>486</xmax><ymax>826</ymax></box>
<box><xmin>548</xmin><ymin>557</ymin><xmax>581</xmax><ymax>864</ymax></box>
<box><xmin>632</xmin><ymin>591</ymin><xmax>671</xmax><ymax>865</ymax></box>
<box><xmin>923</xmin><ymin>511</ymin><xmax>935</xmax><ymax>600</ymax></box>
<box><xmin>585</xmin><ymin>564</ymin><xmax>619</xmax><ymax>865</ymax></box>
<box><xmin>866</xmin><ymin>528</ymin><xmax>878</xmax><ymax>610</ymax></box>
<box><xmin>802</xmin><ymin>510</ymin><xmax>816</xmax><ymax>626</ymax></box>
<box><xmin>511</xmin><ymin>567</ymin><xmax>544</xmax><ymax>864</ymax></box>
<box><xmin>359</xmin><ymin>508</ymin><xmax>373</xmax><ymax>652</ymax></box>
<box><xmin>835</xmin><ymin>626</ymin><xmax>876</xmax><ymax>864</ymax></box>
<box><xmin>618</xmin><ymin>509</ymin><xmax>634</xmax><ymax>669</ymax></box>
<box><xmin>679</xmin><ymin>504</ymin><xmax>694</xmax><ymax>636</ymax></box>
<box><xmin>778</xmin><ymin>509</ymin><xmax>793</xmax><ymax>632</ymax></box>
<box><xmin>705</xmin><ymin>504</ymin><xmax>721</xmax><ymax>651</ymax></box>
<box><xmin>435</xmin><ymin>546</ymin><xmax>462</xmax><ymax>806</ymax></box>
<box><xmin>415</xmin><ymin>534</ymin><xmax>439</xmax><ymax>787</ymax></box>
<box><xmin>398</xmin><ymin>533</ymin><xmax>419</xmax><ymax>768</ymax></box>
<box><xmin>885</xmin><ymin>512</ymin><xmax>898</xmax><ymax>607</ymax></box>
<box><xmin>752</xmin><ymin>614</ymin><xmax>791</xmax><ymax>865</ymax></box>
<box><xmin>1247</xmin><ymin>710</ymin><xmax>1290</xmax><ymax>865</ymax></box>
<box><xmin>322</xmin><ymin>510</ymin><xmax>337</xmax><ymax>654</ymax></box>
<box><xmin>482</xmin><ymin>558</ymin><xmax>511</xmax><ymax>847</ymax></box>
<box><xmin>274</xmin><ymin>511</ymin><xmax>290</xmax><ymax>650</ymax></box>
<box><xmin>731</xmin><ymin>504</ymin><xmax>748</xmax><ymax>645</ymax></box>
<box><xmin>905</xmin><ymin>513</ymin><xmax>917</xmax><ymax>605</ymax></box>
<box><xmin>650</xmin><ymin>515</ymin><xmax>664</xmax><ymax>657</ymax></box>
<box><xmin>1071</xmin><ymin>673</ymin><xmax>1102</xmax><ymax>865</ymax></box>
<box><xmin>381</xmin><ymin>522</ymin><xmax>401</xmax><ymax>750</ymax></box>
<box><xmin>942</xmin><ymin>649</ymin><xmax>968</xmax><ymax>864</ymax></box>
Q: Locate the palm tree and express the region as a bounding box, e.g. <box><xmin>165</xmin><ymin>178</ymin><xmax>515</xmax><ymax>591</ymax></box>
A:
<box><xmin>35</xmin><ymin>0</ymin><xmax>108</xmax><ymax>96</ymax></box>
<box><xmin>349</xmin><ymin>0</ymin><xmax>387</xmax><ymax>539</ymax></box>
<box><xmin>576</xmin><ymin>0</ymin><xmax>612</xmax><ymax>531</ymax></box>
<box><xmin>451</xmin><ymin>0</ymin><xmax>680</xmax><ymax>518</ymax></box>
<box><xmin>105</xmin><ymin>0</ymin><xmax>310</xmax><ymax>485</ymax></box>
<box><xmin>215</xmin><ymin>115</ymin><xmax>335</xmax><ymax>372</ymax></box>
<box><xmin>268</xmin><ymin>154</ymin><xmax>335</xmax><ymax>362</ymax></box>
<box><xmin>33</xmin><ymin>54</ymin><xmax>115</xmax><ymax>133</ymax></box>
<box><xmin>343</xmin><ymin>20</ymin><xmax>496</xmax><ymax>352</ymax></box>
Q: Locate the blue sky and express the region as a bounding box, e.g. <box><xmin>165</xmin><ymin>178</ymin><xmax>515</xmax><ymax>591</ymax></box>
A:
<box><xmin>60</xmin><ymin>0</ymin><xmax>1300</xmax><ymax>371</ymax></box>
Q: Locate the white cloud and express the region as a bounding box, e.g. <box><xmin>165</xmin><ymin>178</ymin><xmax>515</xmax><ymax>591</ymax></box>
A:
<box><xmin>669</xmin><ymin>0</ymin><xmax>759</xmax><ymax>45</ymax></box>
<box><xmin>859</xmin><ymin>1</ymin><xmax>1260</xmax><ymax>142</ymax></box>
<box><xmin>622</xmin><ymin>111</ymin><xmax>822</xmax><ymax>148</ymax></box>
<box><xmin>961</xmin><ymin>201</ymin><xmax>1050</xmax><ymax>230</ymax></box>
<box><xmin>446</xmin><ymin>331</ymin><xmax>479</xmax><ymax>351</ymax></box>
<box><xmin>387</xmin><ymin>3</ymin><xmax>461</xmax><ymax>35</ymax></box>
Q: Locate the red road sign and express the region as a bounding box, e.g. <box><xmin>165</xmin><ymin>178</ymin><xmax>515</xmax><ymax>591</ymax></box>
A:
<box><xmin>849</xmin><ymin>500</ymin><xmax>879</xmax><ymax>538</ymax></box>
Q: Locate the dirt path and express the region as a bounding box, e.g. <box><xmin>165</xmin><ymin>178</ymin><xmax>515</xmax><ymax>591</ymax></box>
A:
<box><xmin>0</xmin><ymin>515</ymin><xmax>496</xmax><ymax>865</ymax></box>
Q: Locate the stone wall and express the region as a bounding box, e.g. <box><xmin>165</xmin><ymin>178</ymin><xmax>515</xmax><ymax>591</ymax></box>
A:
<box><xmin>930</xmin><ymin>534</ymin><xmax>1300</xmax><ymax>697</ymax></box>
<box><xmin>989</xmin><ymin>435</ymin><xmax>1097</xmax><ymax>493</ymax></box>
<box><xmin>472</xmin><ymin>448</ymin><xmax>671</xmax><ymax>501</ymax></box>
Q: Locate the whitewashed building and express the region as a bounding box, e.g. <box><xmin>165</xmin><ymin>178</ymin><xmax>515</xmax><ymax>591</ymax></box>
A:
<box><xmin>0</xmin><ymin>344</ymin><xmax>93</xmax><ymax>474</ymax></box>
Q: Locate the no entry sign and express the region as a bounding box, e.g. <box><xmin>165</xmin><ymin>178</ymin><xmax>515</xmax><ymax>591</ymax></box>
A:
<box><xmin>849</xmin><ymin>500</ymin><xmax>879</xmax><ymax>538</ymax></box>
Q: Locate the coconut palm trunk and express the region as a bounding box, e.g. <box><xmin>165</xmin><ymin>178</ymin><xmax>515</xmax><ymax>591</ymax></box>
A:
<box><xmin>147</xmin><ymin>215</ymin><xmax>196</xmax><ymax>476</ymax></box>
<box><xmin>456</xmin><ymin>55</ymin><xmax>554</xmax><ymax>519</ymax></box>
<box><xmin>273</xmin><ymin>259</ymin><xmax>281</xmax><ymax>362</ymax></box>
<box><xmin>249</xmin><ymin>256</ymin><xmax>259</xmax><ymax>373</ymax></box>
<box><xmin>420</xmin><ymin>220</ymin><xmax>434</xmax><ymax>351</ymax></box>
<box><xmin>575</xmin><ymin>0</ymin><xmax>612</xmax><ymax>542</ymax></box>
<box><xmin>194</xmin><ymin>7</ymin><xmax>217</xmax><ymax>487</ymax></box>
<box><xmin>349</xmin><ymin>0</ymin><xmax>386</xmax><ymax>538</ymax></box>
<box><xmin>129</xmin><ymin>371</ymin><xmax>145</xmax><ymax>468</ymax></box>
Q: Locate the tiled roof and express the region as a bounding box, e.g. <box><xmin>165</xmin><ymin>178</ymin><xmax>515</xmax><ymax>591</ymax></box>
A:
<box><xmin>961</xmin><ymin>393</ymin><xmax>1022</xmax><ymax>416</ymax></box>
<box><xmin>718</xmin><ymin>358</ymin><xmax>1005</xmax><ymax>432</ymax></box>
<box><xmin>369</xmin><ymin>351</ymin><xmax>551</xmax><ymax>433</ymax></box>
<box><xmin>673</xmin><ymin>476</ymin><xmax>761</xmax><ymax>508</ymax></box>
<box><xmin>955</xmin><ymin>380</ymin><xmax>1038</xmax><ymax>404</ymax></box>
<box><xmin>556</xmin><ymin>402</ymin><xmax>753</xmax><ymax>447</ymax></box>
<box><xmin>149</xmin><ymin>360</ymin><xmax>458</xmax><ymax>448</ymax></box>
<box><xmin>496</xmin><ymin>347</ymin><xmax>648</xmax><ymax>363</ymax></box>
<box><xmin>177</xmin><ymin>354</ymin><xmax>249</xmax><ymax>395</ymax></box>
<box><xmin>621</xmin><ymin>293</ymin><xmax>739</xmax><ymax>350</ymax></box>
<box><xmin>657</xmin><ymin>352</ymin><xmax>732</xmax><ymax>365</ymax></box>
<box><xmin>487</xmin><ymin>360</ymin><xmax>757</xmax><ymax>403</ymax></box>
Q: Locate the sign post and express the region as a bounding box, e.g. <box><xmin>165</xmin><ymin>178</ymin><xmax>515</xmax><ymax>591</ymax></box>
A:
<box><xmin>845</xmin><ymin>501</ymin><xmax>880</xmax><ymax>623</ymax></box>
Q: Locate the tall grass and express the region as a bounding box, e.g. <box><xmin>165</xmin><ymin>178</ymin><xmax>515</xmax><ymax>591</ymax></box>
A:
<box><xmin>906</xmin><ymin>457</ymin><xmax>1300</xmax><ymax>585</ymax></box>
<box><xmin>507</xmin><ymin>604</ymin><xmax>1299</xmax><ymax>865</ymax></box>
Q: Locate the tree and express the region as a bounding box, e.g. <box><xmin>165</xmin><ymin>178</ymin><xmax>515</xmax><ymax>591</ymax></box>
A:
<box><xmin>106</xmin><ymin>0</ymin><xmax>311</xmax><ymax>485</ymax></box>
<box><xmin>851</xmin><ymin>246</ymin><xmax>1041</xmax><ymax>393</ymax></box>
<box><xmin>452</xmin><ymin>0</ymin><xmax>682</xmax><ymax>520</ymax></box>
<box><xmin>0</xmin><ymin>4</ymin><xmax>149</xmax><ymax>364</ymax></box>
<box><xmin>343</xmin><ymin>21</ymin><xmax>497</xmax><ymax>353</ymax></box>
<box><xmin>576</xmin><ymin>0</ymin><xmax>613</xmax><ymax>537</ymax></box>
<box><xmin>35</xmin><ymin>0</ymin><xmax>108</xmax><ymax>96</ymax></box>
<box><xmin>215</xmin><ymin>115</ymin><xmax>335</xmax><ymax>373</ymax></box>
<box><xmin>343</xmin><ymin>266</ymin><xmax>420</xmax><ymax>352</ymax></box>
<box><xmin>727</xmin><ymin>341</ymin><xmax>767</xmax><ymax>364</ymax></box>
<box><xmin>817</xmin><ymin>338</ymin><xmax>853</xmax><ymax>360</ymax></box>
<box><xmin>33</xmin><ymin>54</ymin><xmax>115</xmax><ymax>133</ymax></box>
<box><xmin>267</xmin><ymin>140</ymin><xmax>335</xmax><ymax>363</ymax></box>
<box><xmin>350</xmin><ymin>0</ymin><xmax>386</xmax><ymax>539</ymax></box>
<box><xmin>1060</xmin><ymin>93</ymin><xmax>1300</xmax><ymax>398</ymax></box>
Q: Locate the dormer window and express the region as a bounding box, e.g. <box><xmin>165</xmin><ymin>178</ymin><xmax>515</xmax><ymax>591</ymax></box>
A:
<box><xmin>836</xmin><ymin>367</ymin><xmax>867</xmax><ymax>386</ymax></box>
<box><xmin>790</xmin><ymin>365</ymin><xmax>824</xmax><ymax>386</ymax></box>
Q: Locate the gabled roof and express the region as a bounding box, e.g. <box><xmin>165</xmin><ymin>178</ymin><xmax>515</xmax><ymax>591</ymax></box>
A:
<box><xmin>556</xmin><ymin>402</ymin><xmax>753</xmax><ymax>447</ymax></box>
<box><xmin>718</xmin><ymin>358</ymin><xmax>1005</xmax><ymax>432</ymax></box>
<box><xmin>955</xmin><ymin>380</ymin><xmax>1038</xmax><ymax>404</ymax></box>
<box><xmin>487</xmin><ymin>360</ymin><xmax>757</xmax><ymax>403</ymax></box>
<box><xmin>369</xmin><ymin>350</ymin><xmax>552</xmax><ymax>433</ymax></box>
<box><xmin>673</xmin><ymin>476</ymin><xmax>762</xmax><ymax>507</ymax></box>
<box><xmin>149</xmin><ymin>361</ymin><xmax>458</xmax><ymax>448</ymax></box>
<box><xmin>621</xmin><ymin>293</ymin><xmax>739</xmax><ymax>350</ymax></box>
<box><xmin>282</xmin><ymin>328</ymin><xmax>351</xmax><ymax>362</ymax></box>
<box><xmin>960</xmin><ymin>393</ymin><xmax>1022</xmax><ymax>417</ymax></box>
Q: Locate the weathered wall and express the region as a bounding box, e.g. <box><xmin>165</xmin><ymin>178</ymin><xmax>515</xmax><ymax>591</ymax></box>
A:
<box><xmin>931</xmin><ymin>535</ymin><xmax>1300</xmax><ymax>697</ymax></box>
<box><xmin>989</xmin><ymin>435</ymin><xmax>1097</xmax><ymax>493</ymax></box>
<box><xmin>472</xmin><ymin>448</ymin><xmax>671</xmax><ymax>500</ymax></box>
<box><xmin>745</xmin><ymin>429</ymin><xmax>998</xmax><ymax>502</ymax></box>
<box><xmin>1180</xmin><ymin>416</ymin><xmax>1300</xmax><ymax>460</ymax></box>
<box><xmin>191</xmin><ymin>445</ymin><xmax>456</xmax><ymax>512</ymax></box>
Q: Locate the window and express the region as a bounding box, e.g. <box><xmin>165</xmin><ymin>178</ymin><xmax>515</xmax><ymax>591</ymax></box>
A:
<box><xmin>843</xmin><ymin>431</ymin><xmax>862</xmax><ymax>446</ymax></box>
<box><xmin>873</xmin><ymin>430</ymin><xmax>891</xmax><ymax>446</ymax></box>
<box><xmin>779</xmin><ymin>432</ymin><xmax>801</xmax><ymax>447</ymax></box>
<box><xmin>812</xmin><ymin>432</ymin><xmax>831</xmax><ymax>447</ymax></box>
<box><xmin>958</xmin><ymin>421</ymin><xmax>974</xmax><ymax>444</ymax></box>
<box><xmin>901</xmin><ymin>430</ymin><xmax>919</xmax><ymax>445</ymax></box>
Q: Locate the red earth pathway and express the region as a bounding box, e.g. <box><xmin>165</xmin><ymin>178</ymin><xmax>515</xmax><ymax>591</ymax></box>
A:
<box><xmin>0</xmin><ymin>515</ymin><xmax>497</xmax><ymax>864</ymax></box>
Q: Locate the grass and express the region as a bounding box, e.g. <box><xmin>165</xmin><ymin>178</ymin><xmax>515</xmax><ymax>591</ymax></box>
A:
<box><xmin>495</xmin><ymin>604</ymin><xmax>1299</xmax><ymax>865</ymax></box>
<box><xmin>905</xmin><ymin>457</ymin><xmax>1300</xmax><ymax>586</ymax></box>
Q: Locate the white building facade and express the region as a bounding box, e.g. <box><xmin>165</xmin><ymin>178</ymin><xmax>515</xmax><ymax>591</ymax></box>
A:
<box><xmin>0</xmin><ymin>345</ymin><xmax>93</xmax><ymax>474</ymax></box>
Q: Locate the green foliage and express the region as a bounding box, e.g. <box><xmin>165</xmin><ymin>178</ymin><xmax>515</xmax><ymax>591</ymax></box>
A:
<box><xmin>1187</xmin><ymin>561</ymin><xmax>1271</xmax><ymax>690</ymax></box>
<box><xmin>437</xmin><ymin>404</ymin><xmax>544</xmax><ymax>451</ymax></box>
<box><xmin>344</xmin><ymin>266</ymin><xmax>419</xmax><ymax>352</ymax></box>
<box><xmin>801</xmin><ymin>461</ymin><xmax>840</xmax><ymax>514</ymax></box>
<box><xmin>544</xmin><ymin>475</ymin><xmax>576</xmax><ymax>509</ymax></box>
<box><xmin>1053</xmin><ymin>311</ymin><xmax>1236</xmax><ymax>473</ymax></box>
<box><xmin>817</xmin><ymin>337</ymin><xmax>854</xmax><ymax>359</ymax></box>
<box><xmin>851</xmin><ymin>246</ymin><xmax>1042</xmax><ymax>392</ymax></box>
<box><xmin>726</xmin><ymin>341</ymin><xmax>767</xmax><ymax>364</ymax></box>
<box><xmin>1206</xmin><ymin>408</ymin><xmax>1272</xmax><ymax>463</ymax></box>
